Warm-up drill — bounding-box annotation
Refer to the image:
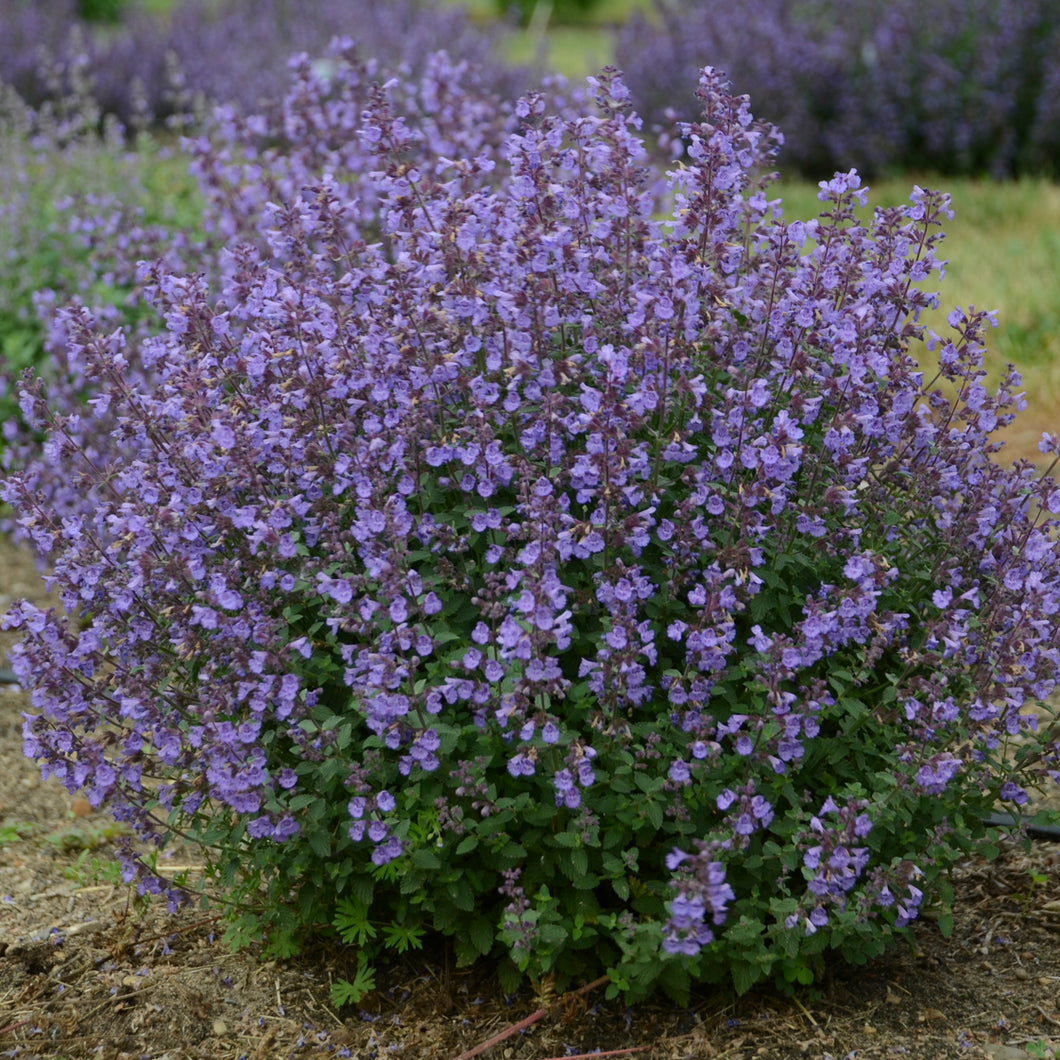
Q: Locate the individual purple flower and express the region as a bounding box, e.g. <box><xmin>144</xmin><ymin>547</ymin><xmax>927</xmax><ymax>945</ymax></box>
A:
<box><xmin>553</xmin><ymin>769</ymin><xmax>581</xmax><ymax>809</ymax></box>
<box><xmin>669</xmin><ymin>760</ymin><xmax>691</xmax><ymax>785</ymax></box>
<box><xmin>507</xmin><ymin>753</ymin><xmax>536</xmax><ymax>778</ymax></box>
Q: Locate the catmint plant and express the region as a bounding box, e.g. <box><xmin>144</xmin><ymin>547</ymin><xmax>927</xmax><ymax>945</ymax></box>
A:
<box><xmin>616</xmin><ymin>0</ymin><xmax>1060</xmax><ymax>178</ymax></box>
<box><xmin>0</xmin><ymin>77</ymin><xmax>205</xmax><ymax>514</ymax></box>
<box><xmin>0</xmin><ymin>0</ymin><xmax>525</xmax><ymax>132</ymax></box>
<box><xmin>5</xmin><ymin>60</ymin><xmax>1060</xmax><ymax>1004</ymax></box>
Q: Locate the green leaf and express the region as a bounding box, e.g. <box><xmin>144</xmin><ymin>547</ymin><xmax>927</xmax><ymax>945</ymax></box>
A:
<box><xmin>569</xmin><ymin>848</ymin><xmax>589</xmax><ymax>878</ymax></box>
<box><xmin>730</xmin><ymin>959</ymin><xmax>760</xmax><ymax>996</ymax></box>
<box><xmin>383</xmin><ymin>920</ymin><xmax>426</xmax><ymax>954</ymax></box>
<box><xmin>266</xmin><ymin>925</ymin><xmax>302</xmax><ymax>960</ymax></box>
<box><xmin>539</xmin><ymin>922</ymin><xmax>569</xmax><ymax>948</ymax></box>
<box><xmin>469</xmin><ymin>915</ymin><xmax>495</xmax><ymax>958</ymax></box>
<box><xmin>448</xmin><ymin>878</ymin><xmax>475</xmax><ymax>912</ymax></box>
<box><xmin>333</xmin><ymin>899</ymin><xmax>379</xmax><ymax>947</ymax></box>
<box><xmin>644</xmin><ymin>801</ymin><xmax>664</xmax><ymax>830</ymax></box>
<box><xmin>307</xmin><ymin>828</ymin><xmax>331</xmax><ymax>859</ymax></box>
<box><xmin>411</xmin><ymin>847</ymin><xmax>443</xmax><ymax>870</ymax></box>
<box><xmin>222</xmin><ymin>911</ymin><xmax>261</xmax><ymax>952</ymax></box>
<box><xmin>497</xmin><ymin>959</ymin><xmax>523</xmax><ymax>994</ymax></box>
<box><xmin>330</xmin><ymin>964</ymin><xmax>376</xmax><ymax>1008</ymax></box>
<box><xmin>455</xmin><ymin>834</ymin><xmax>479</xmax><ymax>855</ymax></box>
<box><xmin>348</xmin><ymin>874</ymin><xmax>375</xmax><ymax>906</ymax></box>
<box><xmin>550</xmin><ymin>831</ymin><xmax>580</xmax><ymax>849</ymax></box>
<box><xmin>936</xmin><ymin>910</ymin><xmax>954</xmax><ymax>937</ymax></box>
<box><xmin>634</xmin><ymin>773</ymin><xmax>661</xmax><ymax>795</ymax></box>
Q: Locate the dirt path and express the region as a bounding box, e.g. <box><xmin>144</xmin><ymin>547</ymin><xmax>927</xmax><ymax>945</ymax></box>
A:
<box><xmin>3</xmin><ymin>533</ymin><xmax>1060</xmax><ymax>1059</ymax></box>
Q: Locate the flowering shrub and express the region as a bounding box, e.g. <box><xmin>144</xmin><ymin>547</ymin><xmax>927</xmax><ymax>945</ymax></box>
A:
<box><xmin>160</xmin><ymin>0</ymin><xmax>525</xmax><ymax>120</ymax></box>
<box><xmin>1</xmin><ymin>42</ymin><xmax>571</xmax><ymax>551</ymax></box>
<box><xmin>0</xmin><ymin>0</ymin><xmax>523</xmax><ymax>131</ymax></box>
<box><xmin>616</xmin><ymin>0</ymin><xmax>1060</xmax><ymax>178</ymax></box>
<box><xmin>6</xmin><ymin>63</ymin><xmax>1060</xmax><ymax>1003</ymax></box>
<box><xmin>0</xmin><ymin>81</ymin><xmax>204</xmax><ymax>479</ymax></box>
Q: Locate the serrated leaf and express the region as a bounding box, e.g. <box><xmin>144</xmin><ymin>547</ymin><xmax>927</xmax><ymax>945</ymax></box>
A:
<box><xmin>569</xmin><ymin>848</ymin><xmax>588</xmax><ymax>878</ymax></box>
<box><xmin>411</xmin><ymin>847</ymin><xmax>442</xmax><ymax>870</ymax></box>
<box><xmin>433</xmin><ymin>900</ymin><xmax>460</xmax><ymax>932</ymax></box>
<box><xmin>455</xmin><ymin>834</ymin><xmax>478</xmax><ymax>855</ymax></box>
<box><xmin>539</xmin><ymin>922</ymin><xmax>569</xmax><ymax>948</ymax></box>
<box><xmin>307</xmin><ymin>828</ymin><xmax>331</xmax><ymax>859</ymax></box>
<box><xmin>468</xmin><ymin>915</ymin><xmax>495</xmax><ymax>957</ymax></box>
<box><xmin>383</xmin><ymin>920</ymin><xmax>426</xmax><ymax>954</ymax></box>
<box><xmin>497</xmin><ymin>959</ymin><xmax>523</xmax><ymax>993</ymax></box>
<box><xmin>550</xmin><ymin>831</ymin><xmax>580</xmax><ymax>849</ymax></box>
<box><xmin>449</xmin><ymin>878</ymin><xmax>475</xmax><ymax>912</ymax></box>
<box><xmin>730</xmin><ymin>959</ymin><xmax>760</xmax><ymax>996</ymax></box>
<box><xmin>348</xmin><ymin>875</ymin><xmax>375</xmax><ymax>906</ymax></box>
<box><xmin>453</xmin><ymin>934</ymin><xmax>480</xmax><ymax>968</ymax></box>
<box><xmin>333</xmin><ymin>899</ymin><xmax>378</xmax><ymax>946</ymax></box>
<box><xmin>330</xmin><ymin>964</ymin><xmax>376</xmax><ymax>1008</ymax></box>
<box><xmin>644</xmin><ymin>801</ymin><xmax>664</xmax><ymax>830</ymax></box>
<box><xmin>634</xmin><ymin>773</ymin><xmax>661</xmax><ymax>795</ymax></box>
<box><xmin>266</xmin><ymin>929</ymin><xmax>301</xmax><ymax>960</ymax></box>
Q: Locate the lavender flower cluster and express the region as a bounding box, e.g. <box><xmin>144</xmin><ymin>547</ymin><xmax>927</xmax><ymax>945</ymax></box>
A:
<box><xmin>616</xmin><ymin>0</ymin><xmax>1060</xmax><ymax>177</ymax></box>
<box><xmin>5</xmin><ymin>54</ymin><xmax>1060</xmax><ymax>998</ymax></box>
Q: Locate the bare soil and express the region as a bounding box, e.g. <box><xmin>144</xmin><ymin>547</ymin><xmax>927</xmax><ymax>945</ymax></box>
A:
<box><xmin>3</xmin><ymin>535</ymin><xmax>1060</xmax><ymax>1060</ymax></box>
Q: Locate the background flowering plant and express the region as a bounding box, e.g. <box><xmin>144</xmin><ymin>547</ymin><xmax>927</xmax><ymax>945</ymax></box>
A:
<box><xmin>617</xmin><ymin>0</ymin><xmax>1060</xmax><ymax>178</ymax></box>
<box><xmin>5</xmin><ymin>58</ymin><xmax>1060</xmax><ymax>1003</ymax></box>
<box><xmin>0</xmin><ymin>0</ymin><xmax>523</xmax><ymax>131</ymax></box>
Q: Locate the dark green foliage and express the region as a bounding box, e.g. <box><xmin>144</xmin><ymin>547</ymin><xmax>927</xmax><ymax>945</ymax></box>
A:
<box><xmin>497</xmin><ymin>0</ymin><xmax>601</xmax><ymax>26</ymax></box>
<box><xmin>76</xmin><ymin>0</ymin><xmax>127</xmax><ymax>21</ymax></box>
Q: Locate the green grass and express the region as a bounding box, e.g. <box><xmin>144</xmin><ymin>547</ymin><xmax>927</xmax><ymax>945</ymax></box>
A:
<box><xmin>455</xmin><ymin>0</ymin><xmax>650</xmax><ymax>24</ymax></box>
<box><xmin>500</xmin><ymin>22</ymin><xmax>616</xmax><ymax>77</ymax></box>
<box><xmin>445</xmin><ymin>0</ymin><xmax>652</xmax><ymax>79</ymax></box>
<box><xmin>0</xmin><ymin>821</ymin><xmax>37</xmax><ymax>845</ymax></box>
<box><xmin>401</xmin><ymin>0</ymin><xmax>656</xmax><ymax>80</ymax></box>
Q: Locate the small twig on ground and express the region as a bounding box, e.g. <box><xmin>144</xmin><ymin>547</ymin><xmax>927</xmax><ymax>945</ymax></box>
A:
<box><xmin>1033</xmin><ymin>1003</ymin><xmax>1060</xmax><ymax>1027</ymax></box>
<box><xmin>451</xmin><ymin>975</ymin><xmax>611</xmax><ymax>1060</ymax></box>
<box><xmin>77</xmin><ymin>978</ymin><xmax>163</xmax><ymax>1024</ymax></box>
<box><xmin>129</xmin><ymin>914</ymin><xmax>224</xmax><ymax>948</ymax></box>
<box><xmin>537</xmin><ymin>1048</ymin><xmax>647</xmax><ymax>1060</ymax></box>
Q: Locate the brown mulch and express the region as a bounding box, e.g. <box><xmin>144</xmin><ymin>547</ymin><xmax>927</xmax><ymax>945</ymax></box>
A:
<box><xmin>3</xmin><ymin>535</ymin><xmax>1060</xmax><ymax>1060</ymax></box>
